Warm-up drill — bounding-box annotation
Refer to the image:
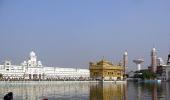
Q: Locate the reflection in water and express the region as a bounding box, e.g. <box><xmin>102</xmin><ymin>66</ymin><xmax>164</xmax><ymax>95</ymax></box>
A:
<box><xmin>152</xmin><ymin>83</ymin><xmax>157</xmax><ymax>100</ymax></box>
<box><xmin>0</xmin><ymin>81</ymin><xmax>89</xmax><ymax>100</ymax></box>
<box><xmin>0</xmin><ymin>81</ymin><xmax>169</xmax><ymax>100</ymax></box>
<box><xmin>90</xmin><ymin>82</ymin><xmax>126</xmax><ymax>100</ymax></box>
<box><xmin>128</xmin><ymin>82</ymin><xmax>170</xmax><ymax>100</ymax></box>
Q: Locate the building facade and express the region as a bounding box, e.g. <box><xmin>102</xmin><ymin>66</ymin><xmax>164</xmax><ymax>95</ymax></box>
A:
<box><xmin>160</xmin><ymin>65</ymin><xmax>170</xmax><ymax>81</ymax></box>
<box><xmin>157</xmin><ymin>54</ymin><xmax>170</xmax><ymax>81</ymax></box>
<box><xmin>123</xmin><ymin>51</ymin><xmax>128</xmax><ymax>74</ymax></box>
<box><xmin>151</xmin><ymin>48</ymin><xmax>157</xmax><ymax>73</ymax></box>
<box><xmin>89</xmin><ymin>59</ymin><xmax>124</xmax><ymax>80</ymax></box>
<box><xmin>0</xmin><ymin>51</ymin><xmax>89</xmax><ymax>80</ymax></box>
<box><xmin>154</xmin><ymin>53</ymin><xmax>170</xmax><ymax>81</ymax></box>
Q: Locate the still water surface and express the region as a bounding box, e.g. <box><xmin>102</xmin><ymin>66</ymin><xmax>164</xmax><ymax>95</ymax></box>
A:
<box><xmin>0</xmin><ymin>81</ymin><xmax>169</xmax><ymax>100</ymax></box>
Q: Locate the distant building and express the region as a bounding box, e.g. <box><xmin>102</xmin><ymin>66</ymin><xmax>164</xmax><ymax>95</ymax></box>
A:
<box><xmin>123</xmin><ymin>51</ymin><xmax>128</xmax><ymax>74</ymax></box>
<box><xmin>0</xmin><ymin>51</ymin><xmax>89</xmax><ymax>80</ymax></box>
<box><xmin>133</xmin><ymin>59</ymin><xmax>144</xmax><ymax>71</ymax></box>
<box><xmin>151</xmin><ymin>53</ymin><xmax>170</xmax><ymax>81</ymax></box>
<box><xmin>89</xmin><ymin>59</ymin><xmax>124</xmax><ymax>80</ymax></box>
<box><xmin>167</xmin><ymin>54</ymin><xmax>170</xmax><ymax>65</ymax></box>
<box><xmin>157</xmin><ymin>57</ymin><xmax>164</xmax><ymax>66</ymax></box>
<box><xmin>150</xmin><ymin>48</ymin><xmax>157</xmax><ymax>73</ymax></box>
<box><xmin>157</xmin><ymin>54</ymin><xmax>170</xmax><ymax>81</ymax></box>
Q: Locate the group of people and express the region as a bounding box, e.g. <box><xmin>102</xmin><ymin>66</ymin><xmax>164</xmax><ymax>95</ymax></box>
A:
<box><xmin>3</xmin><ymin>92</ymin><xmax>48</xmax><ymax>100</ymax></box>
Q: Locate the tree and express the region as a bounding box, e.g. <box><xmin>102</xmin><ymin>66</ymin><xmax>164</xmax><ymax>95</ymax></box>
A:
<box><xmin>0</xmin><ymin>73</ymin><xmax>3</xmax><ymax>79</ymax></box>
<box><xmin>134</xmin><ymin>70</ymin><xmax>156</xmax><ymax>80</ymax></box>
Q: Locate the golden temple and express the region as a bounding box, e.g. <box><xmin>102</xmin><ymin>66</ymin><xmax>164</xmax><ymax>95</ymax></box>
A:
<box><xmin>89</xmin><ymin>59</ymin><xmax>124</xmax><ymax>80</ymax></box>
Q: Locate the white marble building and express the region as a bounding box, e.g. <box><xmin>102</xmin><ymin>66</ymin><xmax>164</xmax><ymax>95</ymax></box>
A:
<box><xmin>161</xmin><ymin>65</ymin><xmax>170</xmax><ymax>81</ymax></box>
<box><xmin>0</xmin><ymin>51</ymin><xmax>89</xmax><ymax>80</ymax></box>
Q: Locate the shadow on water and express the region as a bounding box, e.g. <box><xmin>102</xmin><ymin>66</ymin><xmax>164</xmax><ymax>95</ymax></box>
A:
<box><xmin>0</xmin><ymin>81</ymin><xmax>170</xmax><ymax>100</ymax></box>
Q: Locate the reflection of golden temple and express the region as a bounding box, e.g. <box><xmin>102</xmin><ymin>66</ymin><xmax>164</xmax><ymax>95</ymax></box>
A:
<box><xmin>90</xmin><ymin>83</ymin><xmax>127</xmax><ymax>100</ymax></box>
<box><xmin>89</xmin><ymin>59</ymin><xmax>123</xmax><ymax>80</ymax></box>
<box><xmin>152</xmin><ymin>83</ymin><xmax>157</xmax><ymax>100</ymax></box>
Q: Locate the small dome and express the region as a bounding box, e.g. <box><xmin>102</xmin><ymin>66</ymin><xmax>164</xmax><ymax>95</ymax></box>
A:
<box><xmin>124</xmin><ymin>52</ymin><xmax>128</xmax><ymax>56</ymax></box>
<box><xmin>30</xmin><ymin>51</ymin><xmax>36</xmax><ymax>56</ymax></box>
<box><xmin>152</xmin><ymin>48</ymin><xmax>156</xmax><ymax>52</ymax></box>
<box><xmin>38</xmin><ymin>61</ymin><xmax>42</xmax><ymax>64</ymax></box>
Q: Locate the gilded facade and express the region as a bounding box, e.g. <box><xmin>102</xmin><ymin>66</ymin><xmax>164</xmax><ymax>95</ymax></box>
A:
<box><xmin>89</xmin><ymin>59</ymin><xmax>123</xmax><ymax>80</ymax></box>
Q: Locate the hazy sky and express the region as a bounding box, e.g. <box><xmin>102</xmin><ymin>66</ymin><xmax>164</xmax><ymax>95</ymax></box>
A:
<box><xmin>0</xmin><ymin>1</ymin><xmax>170</xmax><ymax>71</ymax></box>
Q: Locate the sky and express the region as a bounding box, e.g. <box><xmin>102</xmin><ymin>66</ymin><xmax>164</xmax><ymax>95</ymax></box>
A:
<box><xmin>0</xmin><ymin>0</ymin><xmax>170</xmax><ymax>71</ymax></box>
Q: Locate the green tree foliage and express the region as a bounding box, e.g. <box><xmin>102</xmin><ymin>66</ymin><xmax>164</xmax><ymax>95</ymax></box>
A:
<box><xmin>134</xmin><ymin>70</ymin><xmax>156</xmax><ymax>80</ymax></box>
<box><xmin>0</xmin><ymin>73</ymin><xmax>2</xmax><ymax>79</ymax></box>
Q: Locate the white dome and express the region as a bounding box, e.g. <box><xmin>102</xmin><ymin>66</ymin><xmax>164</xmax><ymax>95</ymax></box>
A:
<box><xmin>23</xmin><ymin>61</ymin><xmax>27</xmax><ymax>63</ymax></box>
<box><xmin>124</xmin><ymin>51</ymin><xmax>128</xmax><ymax>56</ymax></box>
<box><xmin>152</xmin><ymin>48</ymin><xmax>156</xmax><ymax>52</ymax></box>
<box><xmin>30</xmin><ymin>51</ymin><xmax>36</xmax><ymax>56</ymax></box>
<box><xmin>38</xmin><ymin>61</ymin><xmax>42</xmax><ymax>64</ymax></box>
